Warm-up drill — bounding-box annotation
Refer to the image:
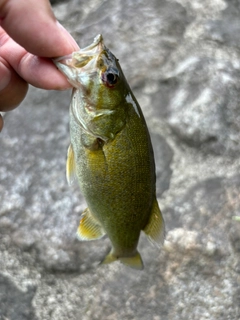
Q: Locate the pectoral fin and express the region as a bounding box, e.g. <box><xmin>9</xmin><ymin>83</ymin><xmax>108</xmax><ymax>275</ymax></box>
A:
<box><xmin>66</xmin><ymin>144</ymin><xmax>76</xmax><ymax>185</ymax></box>
<box><xmin>144</xmin><ymin>197</ymin><xmax>165</xmax><ymax>248</ymax></box>
<box><xmin>77</xmin><ymin>208</ymin><xmax>105</xmax><ymax>240</ymax></box>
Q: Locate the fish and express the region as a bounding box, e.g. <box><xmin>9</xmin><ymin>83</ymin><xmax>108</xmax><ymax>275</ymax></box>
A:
<box><xmin>54</xmin><ymin>34</ymin><xmax>165</xmax><ymax>270</ymax></box>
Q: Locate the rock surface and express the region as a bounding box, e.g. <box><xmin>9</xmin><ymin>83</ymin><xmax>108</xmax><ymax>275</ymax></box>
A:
<box><xmin>1</xmin><ymin>0</ymin><xmax>240</xmax><ymax>319</ymax></box>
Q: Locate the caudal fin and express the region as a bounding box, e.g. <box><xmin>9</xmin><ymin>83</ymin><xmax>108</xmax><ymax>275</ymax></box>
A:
<box><xmin>101</xmin><ymin>250</ymin><xmax>144</xmax><ymax>270</ymax></box>
<box><xmin>120</xmin><ymin>251</ymin><xmax>144</xmax><ymax>270</ymax></box>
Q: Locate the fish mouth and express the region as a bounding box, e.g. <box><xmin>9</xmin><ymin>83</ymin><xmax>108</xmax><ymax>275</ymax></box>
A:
<box><xmin>53</xmin><ymin>34</ymin><xmax>105</xmax><ymax>88</ymax></box>
<box><xmin>54</xmin><ymin>34</ymin><xmax>104</xmax><ymax>71</ymax></box>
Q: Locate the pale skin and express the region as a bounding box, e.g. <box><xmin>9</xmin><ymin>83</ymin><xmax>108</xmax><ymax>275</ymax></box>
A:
<box><xmin>0</xmin><ymin>0</ymin><xmax>80</xmax><ymax>131</ymax></box>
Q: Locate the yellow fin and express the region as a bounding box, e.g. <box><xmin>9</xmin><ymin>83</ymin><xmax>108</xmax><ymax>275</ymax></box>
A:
<box><xmin>66</xmin><ymin>144</ymin><xmax>76</xmax><ymax>186</ymax></box>
<box><xmin>120</xmin><ymin>251</ymin><xmax>144</xmax><ymax>270</ymax></box>
<box><xmin>144</xmin><ymin>197</ymin><xmax>165</xmax><ymax>248</ymax></box>
<box><xmin>101</xmin><ymin>251</ymin><xmax>117</xmax><ymax>265</ymax></box>
<box><xmin>76</xmin><ymin>208</ymin><xmax>105</xmax><ymax>241</ymax></box>
<box><xmin>101</xmin><ymin>250</ymin><xmax>144</xmax><ymax>270</ymax></box>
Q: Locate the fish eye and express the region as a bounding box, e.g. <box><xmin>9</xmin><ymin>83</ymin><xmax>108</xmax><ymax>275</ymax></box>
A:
<box><xmin>101</xmin><ymin>67</ymin><xmax>119</xmax><ymax>87</ymax></box>
<box><xmin>106</xmin><ymin>72</ymin><xmax>118</xmax><ymax>85</ymax></box>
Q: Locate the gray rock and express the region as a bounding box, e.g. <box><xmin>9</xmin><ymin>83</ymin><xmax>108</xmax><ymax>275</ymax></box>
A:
<box><xmin>56</xmin><ymin>0</ymin><xmax>191</xmax><ymax>83</ymax></box>
<box><xmin>163</xmin><ymin>174</ymin><xmax>240</xmax><ymax>319</ymax></box>
<box><xmin>1</xmin><ymin>0</ymin><xmax>240</xmax><ymax>319</ymax></box>
<box><xmin>153</xmin><ymin>0</ymin><xmax>240</xmax><ymax>156</ymax></box>
<box><xmin>151</xmin><ymin>132</ymin><xmax>173</xmax><ymax>196</ymax></box>
<box><xmin>0</xmin><ymin>273</ymin><xmax>37</xmax><ymax>320</ymax></box>
<box><xmin>165</xmin><ymin>54</ymin><xmax>240</xmax><ymax>156</ymax></box>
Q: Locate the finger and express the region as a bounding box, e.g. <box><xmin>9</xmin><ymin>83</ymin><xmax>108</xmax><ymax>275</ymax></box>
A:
<box><xmin>0</xmin><ymin>0</ymin><xmax>79</xmax><ymax>57</ymax></box>
<box><xmin>0</xmin><ymin>32</ymin><xmax>72</xmax><ymax>90</ymax></box>
<box><xmin>18</xmin><ymin>53</ymin><xmax>72</xmax><ymax>90</ymax></box>
<box><xmin>0</xmin><ymin>59</ymin><xmax>28</xmax><ymax>111</ymax></box>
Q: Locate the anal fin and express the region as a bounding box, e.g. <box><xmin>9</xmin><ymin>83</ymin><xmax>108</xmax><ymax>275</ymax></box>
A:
<box><xmin>77</xmin><ymin>208</ymin><xmax>105</xmax><ymax>241</ymax></box>
<box><xmin>143</xmin><ymin>197</ymin><xmax>165</xmax><ymax>248</ymax></box>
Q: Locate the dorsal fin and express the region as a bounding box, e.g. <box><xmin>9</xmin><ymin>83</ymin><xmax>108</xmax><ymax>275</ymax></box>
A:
<box><xmin>66</xmin><ymin>144</ymin><xmax>76</xmax><ymax>185</ymax></box>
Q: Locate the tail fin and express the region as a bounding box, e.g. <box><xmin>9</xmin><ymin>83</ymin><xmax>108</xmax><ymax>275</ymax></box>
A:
<box><xmin>120</xmin><ymin>251</ymin><xmax>144</xmax><ymax>270</ymax></box>
<box><xmin>101</xmin><ymin>251</ymin><xmax>118</xmax><ymax>265</ymax></box>
<box><xmin>101</xmin><ymin>250</ymin><xmax>144</xmax><ymax>270</ymax></box>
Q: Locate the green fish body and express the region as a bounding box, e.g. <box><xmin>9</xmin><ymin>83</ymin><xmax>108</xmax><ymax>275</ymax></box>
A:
<box><xmin>54</xmin><ymin>35</ymin><xmax>164</xmax><ymax>270</ymax></box>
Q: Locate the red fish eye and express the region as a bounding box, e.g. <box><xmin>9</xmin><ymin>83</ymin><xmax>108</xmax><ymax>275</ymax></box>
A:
<box><xmin>102</xmin><ymin>67</ymin><xmax>119</xmax><ymax>87</ymax></box>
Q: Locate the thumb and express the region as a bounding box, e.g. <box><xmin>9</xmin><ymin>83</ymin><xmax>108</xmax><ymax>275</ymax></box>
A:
<box><xmin>0</xmin><ymin>0</ymin><xmax>79</xmax><ymax>57</ymax></box>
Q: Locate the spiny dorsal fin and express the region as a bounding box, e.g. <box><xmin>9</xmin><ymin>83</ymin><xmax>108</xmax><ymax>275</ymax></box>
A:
<box><xmin>77</xmin><ymin>208</ymin><xmax>106</xmax><ymax>241</ymax></box>
<box><xmin>66</xmin><ymin>144</ymin><xmax>76</xmax><ymax>186</ymax></box>
<box><xmin>143</xmin><ymin>197</ymin><xmax>165</xmax><ymax>248</ymax></box>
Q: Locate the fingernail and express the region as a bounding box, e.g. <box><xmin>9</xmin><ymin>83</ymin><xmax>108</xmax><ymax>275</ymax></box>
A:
<box><xmin>56</xmin><ymin>22</ymin><xmax>80</xmax><ymax>51</ymax></box>
<box><xmin>0</xmin><ymin>61</ymin><xmax>11</xmax><ymax>91</ymax></box>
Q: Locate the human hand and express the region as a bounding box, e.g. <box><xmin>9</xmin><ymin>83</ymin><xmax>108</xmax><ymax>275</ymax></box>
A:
<box><xmin>0</xmin><ymin>0</ymin><xmax>79</xmax><ymax>131</ymax></box>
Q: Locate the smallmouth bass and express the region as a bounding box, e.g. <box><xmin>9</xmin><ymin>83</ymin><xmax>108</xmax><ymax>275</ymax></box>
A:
<box><xmin>54</xmin><ymin>35</ymin><xmax>165</xmax><ymax>270</ymax></box>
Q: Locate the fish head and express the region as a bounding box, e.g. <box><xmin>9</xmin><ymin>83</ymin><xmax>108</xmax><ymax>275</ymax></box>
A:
<box><xmin>54</xmin><ymin>34</ymin><xmax>128</xmax><ymax>110</ymax></box>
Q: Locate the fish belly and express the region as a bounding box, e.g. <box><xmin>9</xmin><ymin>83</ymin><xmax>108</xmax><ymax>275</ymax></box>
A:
<box><xmin>71</xmin><ymin>106</ymin><xmax>156</xmax><ymax>254</ymax></box>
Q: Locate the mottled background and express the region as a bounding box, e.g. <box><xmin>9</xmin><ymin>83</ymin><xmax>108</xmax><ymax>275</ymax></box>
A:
<box><xmin>1</xmin><ymin>0</ymin><xmax>240</xmax><ymax>319</ymax></box>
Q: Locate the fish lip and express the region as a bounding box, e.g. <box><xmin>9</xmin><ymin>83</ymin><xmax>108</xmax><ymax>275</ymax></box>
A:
<box><xmin>52</xmin><ymin>34</ymin><xmax>106</xmax><ymax>88</ymax></box>
<box><xmin>53</xmin><ymin>34</ymin><xmax>104</xmax><ymax>68</ymax></box>
<box><xmin>80</xmin><ymin>34</ymin><xmax>103</xmax><ymax>52</ymax></box>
